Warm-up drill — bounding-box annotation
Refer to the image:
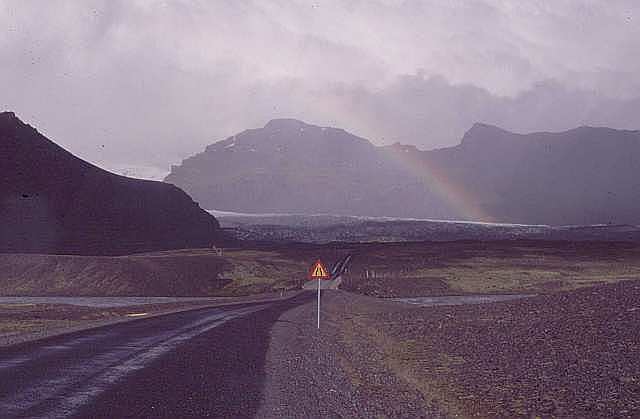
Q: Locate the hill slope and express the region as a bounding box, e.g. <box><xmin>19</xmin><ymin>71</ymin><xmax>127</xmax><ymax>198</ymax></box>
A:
<box><xmin>418</xmin><ymin>123</ymin><xmax>640</xmax><ymax>225</ymax></box>
<box><xmin>166</xmin><ymin>119</ymin><xmax>640</xmax><ymax>225</ymax></box>
<box><xmin>0</xmin><ymin>112</ymin><xmax>222</xmax><ymax>255</ymax></box>
<box><xmin>165</xmin><ymin>119</ymin><xmax>453</xmax><ymax>218</ymax></box>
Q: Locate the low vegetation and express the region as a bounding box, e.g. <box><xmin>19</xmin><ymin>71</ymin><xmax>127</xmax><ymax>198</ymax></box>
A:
<box><xmin>216</xmin><ymin>250</ymin><xmax>309</xmax><ymax>295</ymax></box>
<box><xmin>2</xmin><ymin>240</ymin><xmax>639</xmax><ymax>297</ymax></box>
<box><xmin>341</xmin><ymin>240</ymin><xmax>640</xmax><ymax>296</ymax></box>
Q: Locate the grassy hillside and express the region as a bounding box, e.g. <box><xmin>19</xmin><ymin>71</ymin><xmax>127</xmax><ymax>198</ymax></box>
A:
<box><xmin>0</xmin><ymin>247</ymin><xmax>323</xmax><ymax>296</ymax></box>
<box><xmin>0</xmin><ymin>250</ymin><xmax>228</xmax><ymax>296</ymax></box>
<box><xmin>341</xmin><ymin>241</ymin><xmax>640</xmax><ymax>296</ymax></box>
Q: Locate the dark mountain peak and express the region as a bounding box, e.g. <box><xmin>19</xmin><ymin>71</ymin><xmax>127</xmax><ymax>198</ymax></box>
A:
<box><xmin>464</xmin><ymin>122</ymin><xmax>511</xmax><ymax>138</ymax></box>
<box><xmin>0</xmin><ymin>111</ymin><xmax>17</xmax><ymax>120</ymax></box>
<box><xmin>262</xmin><ymin>118</ymin><xmax>350</xmax><ymax>137</ymax></box>
<box><xmin>199</xmin><ymin>119</ymin><xmax>370</xmax><ymax>154</ymax></box>
<box><xmin>459</xmin><ymin>123</ymin><xmax>519</xmax><ymax>147</ymax></box>
<box><xmin>0</xmin><ymin>111</ymin><xmax>22</xmax><ymax>130</ymax></box>
<box><xmin>1</xmin><ymin>116</ymin><xmax>222</xmax><ymax>255</ymax></box>
<box><xmin>264</xmin><ymin>118</ymin><xmax>312</xmax><ymax>130</ymax></box>
<box><xmin>167</xmin><ymin>118</ymin><xmax>640</xmax><ymax>225</ymax></box>
<box><xmin>165</xmin><ymin>119</ymin><xmax>411</xmax><ymax>216</ymax></box>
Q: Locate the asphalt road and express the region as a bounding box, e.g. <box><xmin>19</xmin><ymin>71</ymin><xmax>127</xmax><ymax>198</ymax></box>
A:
<box><xmin>0</xmin><ymin>294</ymin><xmax>312</xmax><ymax>419</ymax></box>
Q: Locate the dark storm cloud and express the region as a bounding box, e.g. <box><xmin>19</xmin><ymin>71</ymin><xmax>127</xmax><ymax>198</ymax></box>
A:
<box><xmin>1</xmin><ymin>1</ymin><xmax>638</xmax><ymax>178</ymax></box>
<box><xmin>316</xmin><ymin>75</ymin><xmax>640</xmax><ymax>149</ymax></box>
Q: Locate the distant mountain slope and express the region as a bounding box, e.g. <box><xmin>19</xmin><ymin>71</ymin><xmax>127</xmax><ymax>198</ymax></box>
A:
<box><xmin>165</xmin><ymin>119</ymin><xmax>454</xmax><ymax>218</ymax></box>
<box><xmin>0</xmin><ymin>112</ymin><xmax>222</xmax><ymax>255</ymax></box>
<box><xmin>419</xmin><ymin>123</ymin><xmax>640</xmax><ymax>225</ymax></box>
<box><xmin>166</xmin><ymin>119</ymin><xmax>640</xmax><ymax>225</ymax></box>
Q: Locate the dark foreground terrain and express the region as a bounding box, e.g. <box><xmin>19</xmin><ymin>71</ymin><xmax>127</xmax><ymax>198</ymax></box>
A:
<box><xmin>315</xmin><ymin>282</ymin><xmax>640</xmax><ymax>418</ymax></box>
<box><xmin>1</xmin><ymin>239</ymin><xmax>639</xmax><ymax>417</ymax></box>
<box><xmin>0</xmin><ymin>292</ymin><xmax>297</xmax><ymax>347</ymax></box>
<box><xmin>0</xmin><ymin>281</ymin><xmax>637</xmax><ymax>418</ymax></box>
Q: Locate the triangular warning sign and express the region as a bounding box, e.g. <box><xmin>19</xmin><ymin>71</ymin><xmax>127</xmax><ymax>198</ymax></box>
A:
<box><xmin>309</xmin><ymin>259</ymin><xmax>330</xmax><ymax>280</ymax></box>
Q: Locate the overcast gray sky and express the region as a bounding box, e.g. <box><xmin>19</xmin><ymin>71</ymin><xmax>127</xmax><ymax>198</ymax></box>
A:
<box><xmin>1</xmin><ymin>0</ymin><xmax>638</xmax><ymax>178</ymax></box>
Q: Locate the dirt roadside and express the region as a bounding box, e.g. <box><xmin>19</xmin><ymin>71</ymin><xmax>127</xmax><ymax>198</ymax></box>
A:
<box><xmin>257</xmin><ymin>291</ymin><xmax>446</xmax><ymax>418</ymax></box>
<box><xmin>260</xmin><ymin>283</ymin><xmax>640</xmax><ymax>418</ymax></box>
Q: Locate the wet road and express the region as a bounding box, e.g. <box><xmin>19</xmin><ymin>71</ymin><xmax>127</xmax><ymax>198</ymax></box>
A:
<box><xmin>0</xmin><ymin>301</ymin><xmax>283</xmax><ymax>419</ymax></box>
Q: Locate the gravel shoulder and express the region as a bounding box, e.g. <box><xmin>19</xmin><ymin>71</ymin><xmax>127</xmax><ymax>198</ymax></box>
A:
<box><xmin>260</xmin><ymin>281</ymin><xmax>640</xmax><ymax>418</ymax></box>
<box><xmin>257</xmin><ymin>291</ymin><xmax>445</xmax><ymax>418</ymax></box>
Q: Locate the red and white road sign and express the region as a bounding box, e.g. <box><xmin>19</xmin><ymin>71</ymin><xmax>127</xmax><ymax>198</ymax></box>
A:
<box><xmin>309</xmin><ymin>259</ymin><xmax>330</xmax><ymax>329</ymax></box>
<box><xmin>309</xmin><ymin>259</ymin><xmax>330</xmax><ymax>280</ymax></box>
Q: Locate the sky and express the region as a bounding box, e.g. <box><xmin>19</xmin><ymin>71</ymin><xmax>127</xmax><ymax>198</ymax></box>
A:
<box><xmin>1</xmin><ymin>0</ymin><xmax>639</xmax><ymax>179</ymax></box>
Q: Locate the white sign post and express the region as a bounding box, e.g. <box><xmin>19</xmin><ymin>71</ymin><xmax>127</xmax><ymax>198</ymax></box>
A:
<box><xmin>309</xmin><ymin>259</ymin><xmax>330</xmax><ymax>329</ymax></box>
<box><xmin>317</xmin><ymin>276</ymin><xmax>321</xmax><ymax>329</ymax></box>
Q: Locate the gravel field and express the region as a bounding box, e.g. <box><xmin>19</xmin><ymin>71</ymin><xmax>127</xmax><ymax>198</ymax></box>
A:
<box><xmin>3</xmin><ymin>281</ymin><xmax>637</xmax><ymax>417</ymax></box>
<box><xmin>258</xmin><ymin>292</ymin><xmax>446</xmax><ymax>418</ymax></box>
<box><xmin>324</xmin><ymin>281</ymin><xmax>640</xmax><ymax>418</ymax></box>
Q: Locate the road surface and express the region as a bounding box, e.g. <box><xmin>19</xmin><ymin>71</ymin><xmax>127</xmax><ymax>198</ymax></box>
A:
<box><xmin>0</xmin><ymin>294</ymin><xmax>311</xmax><ymax>418</ymax></box>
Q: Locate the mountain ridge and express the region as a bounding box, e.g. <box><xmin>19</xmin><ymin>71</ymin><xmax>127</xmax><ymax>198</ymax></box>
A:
<box><xmin>165</xmin><ymin>118</ymin><xmax>455</xmax><ymax>219</ymax></box>
<box><xmin>165</xmin><ymin>118</ymin><xmax>640</xmax><ymax>225</ymax></box>
<box><xmin>0</xmin><ymin>112</ymin><xmax>223</xmax><ymax>255</ymax></box>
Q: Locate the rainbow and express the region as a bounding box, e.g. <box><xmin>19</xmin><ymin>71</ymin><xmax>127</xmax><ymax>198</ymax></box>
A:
<box><xmin>381</xmin><ymin>146</ymin><xmax>496</xmax><ymax>223</ymax></box>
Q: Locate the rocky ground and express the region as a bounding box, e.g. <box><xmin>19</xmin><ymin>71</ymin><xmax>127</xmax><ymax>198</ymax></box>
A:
<box><xmin>257</xmin><ymin>292</ymin><xmax>445</xmax><ymax>418</ymax></box>
<box><xmin>3</xmin><ymin>263</ymin><xmax>638</xmax><ymax>417</ymax></box>
<box><xmin>2</xmin><ymin>281</ymin><xmax>638</xmax><ymax>417</ymax></box>
<box><xmin>285</xmin><ymin>282</ymin><xmax>640</xmax><ymax>418</ymax></box>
